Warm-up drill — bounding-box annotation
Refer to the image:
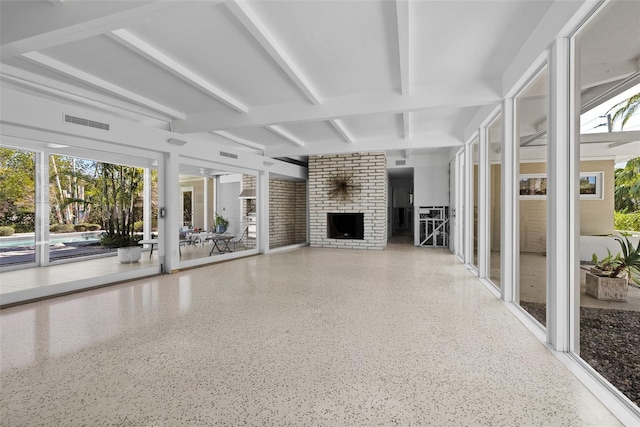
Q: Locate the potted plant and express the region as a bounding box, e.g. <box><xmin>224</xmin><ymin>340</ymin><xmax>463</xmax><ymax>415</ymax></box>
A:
<box><xmin>590</xmin><ymin>248</ymin><xmax>617</xmax><ymax>276</ymax></box>
<box><xmin>586</xmin><ymin>236</ymin><xmax>640</xmax><ymax>301</ymax></box>
<box><xmin>214</xmin><ymin>213</ymin><xmax>229</xmax><ymax>234</ymax></box>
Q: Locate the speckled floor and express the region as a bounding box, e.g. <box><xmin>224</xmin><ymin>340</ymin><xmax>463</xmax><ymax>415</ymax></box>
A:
<box><xmin>0</xmin><ymin>246</ymin><xmax>621</xmax><ymax>426</ymax></box>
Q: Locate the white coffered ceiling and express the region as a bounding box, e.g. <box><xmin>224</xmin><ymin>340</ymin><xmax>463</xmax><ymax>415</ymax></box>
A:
<box><xmin>1</xmin><ymin>1</ymin><xmax>638</xmax><ymax>161</ymax></box>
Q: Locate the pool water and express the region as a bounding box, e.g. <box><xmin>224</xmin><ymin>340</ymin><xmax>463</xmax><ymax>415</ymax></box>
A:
<box><xmin>0</xmin><ymin>233</ymin><xmax>101</xmax><ymax>248</ymax></box>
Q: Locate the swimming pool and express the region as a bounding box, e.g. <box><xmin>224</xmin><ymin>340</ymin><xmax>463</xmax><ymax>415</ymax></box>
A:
<box><xmin>0</xmin><ymin>232</ymin><xmax>102</xmax><ymax>248</ymax></box>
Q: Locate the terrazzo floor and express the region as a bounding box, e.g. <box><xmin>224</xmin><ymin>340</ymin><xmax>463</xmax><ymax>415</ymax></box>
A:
<box><xmin>0</xmin><ymin>246</ymin><xmax>622</xmax><ymax>426</ymax></box>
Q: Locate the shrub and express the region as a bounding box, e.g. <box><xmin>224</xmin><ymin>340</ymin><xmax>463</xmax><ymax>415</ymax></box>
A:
<box><xmin>50</xmin><ymin>223</ymin><xmax>75</xmax><ymax>233</ymax></box>
<box><xmin>72</xmin><ymin>223</ymin><xmax>100</xmax><ymax>232</ymax></box>
<box><xmin>1</xmin><ymin>208</ymin><xmax>34</xmax><ymax>233</ymax></box>
<box><xmin>100</xmin><ymin>234</ymin><xmax>142</xmax><ymax>248</ymax></box>
<box><xmin>614</xmin><ymin>211</ymin><xmax>640</xmax><ymax>232</ymax></box>
<box><xmin>133</xmin><ymin>220</ymin><xmax>144</xmax><ymax>232</ymax></box>
<box><xmin>0</xmin><ymin>226</ymin><xmax>15</xmax><ymax>236</ymax></box>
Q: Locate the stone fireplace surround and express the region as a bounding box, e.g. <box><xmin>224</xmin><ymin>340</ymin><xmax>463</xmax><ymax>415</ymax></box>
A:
<box><xmin>309</xmin><ymin>153</ymin><xmax>387</xmax><ymax>249</ymax></box>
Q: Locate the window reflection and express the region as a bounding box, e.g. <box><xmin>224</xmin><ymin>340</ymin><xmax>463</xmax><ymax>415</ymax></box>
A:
<box><xmin>517</xmin><ymin>66</ymin><xmax>548</xmax><ymax>327</ymax></box>
<box><xmin>488</xmin><ymin>116</ymin><xmax>502</xmax><ymax>288</ymax></box>
<box><xmin>575</xmin><ymin>0</ymin><xmax>640</xmax><ymax>408</ymax></box>
<box><xmin>471</xmin><ymin>139</ymin><xmax>479</xmax><ymax>268</ymax></box>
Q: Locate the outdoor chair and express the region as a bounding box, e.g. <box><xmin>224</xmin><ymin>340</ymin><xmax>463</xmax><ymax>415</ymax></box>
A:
<box><xmin>231</xmin><ymin>226</ymin><xmax>248</xmax><ymax>251</ymax></box>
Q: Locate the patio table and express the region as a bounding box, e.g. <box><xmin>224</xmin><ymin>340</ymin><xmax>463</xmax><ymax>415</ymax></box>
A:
<box><xmin>205</xmin><ymin>234</ymin><xmax>234</xmax><ymax>255</ymax></box>
<box><xmin>138</xmin><ymin>239</ymin><xmax>158</xmax><ymax>258</ymax></box>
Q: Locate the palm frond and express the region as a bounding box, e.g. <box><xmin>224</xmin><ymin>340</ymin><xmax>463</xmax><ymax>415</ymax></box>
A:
<box><xmin>606</xmin><ymin>93</ymin><xmax>640</xmax><ymax>130</ymax></box>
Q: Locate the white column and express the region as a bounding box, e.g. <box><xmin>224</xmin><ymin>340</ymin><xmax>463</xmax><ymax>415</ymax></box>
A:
<box><xmin>258</xmin><ymin>170</ymin><xmax>269</xmax><ymax>253</ymax></box>
<box><xmin>162</xmin><ymin>151</ymin><xmax>181</xmax><ymax>273</ymax></box>
<box><xmin>502</xmin><ymin>97</ymin><xmax>516</xmax><ymax>303</ymax></box>
<box><xmin>547</xmin><ymin>37</ymin><xmax>572</xmax><ymax>352</ymax></box>
<box><xmin>456</xmin><ymin>151</ymin><xmax>464</xmax><ymax>258</ymax></box>
<box><xmin>478</xmin><ymin>127</ymin><xmax>489</xmax><ymax>278</ymax></box>
<box><xmin>143</xmin><ymin>168</ymin><xmax>151</xmax><ymax>240</ymax></box>
<box><xmin>203</xmin><ymin>177</ymin><xmax>209</xmax><ymax>232</ymax></box>
<box><xmin>35</xmin><ymin>150</ymin><xmax>50</xmax><ymax>266</ymax></box>
<box><xmin>464</xmin><ymin>142</ymin><xmax>473</xmax><ymax>265</ymax></box>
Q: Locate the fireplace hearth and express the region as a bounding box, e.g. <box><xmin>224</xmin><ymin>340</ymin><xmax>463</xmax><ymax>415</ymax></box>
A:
<box><xmin>327</xmin><ymin>213</ymin><xmax>364</xmax><ymax>239</ymax></box>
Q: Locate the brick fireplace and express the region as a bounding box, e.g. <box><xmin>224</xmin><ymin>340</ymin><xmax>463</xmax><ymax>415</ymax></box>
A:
<box><xmin>309</xmin><ymin>153</ymin><xmax>387</xmax><ymax>249</ymax></box>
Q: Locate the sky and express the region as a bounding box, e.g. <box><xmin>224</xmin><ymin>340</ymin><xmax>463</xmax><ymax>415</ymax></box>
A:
<box><xmin>580</xmin><ymin>83</ymin><xmax>640</xmax><ymax>134</ymax></box>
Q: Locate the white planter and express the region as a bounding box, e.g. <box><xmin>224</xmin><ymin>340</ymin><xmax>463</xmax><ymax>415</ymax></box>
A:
<box><xmin>117</xmin><ymin>246</ymin><xmax>141</xmax><ymax>264</ymax></box>
<box><xmin>585</xmin><ymin>272</ymin><xmax>628</xmax><ymax>301</ymax></box>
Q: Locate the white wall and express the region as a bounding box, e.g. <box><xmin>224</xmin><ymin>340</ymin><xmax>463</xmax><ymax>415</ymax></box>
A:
<box><xmin>413</xmin><ymin>165</ymin><xmax>449</xmax><ymax>207</ymax></box>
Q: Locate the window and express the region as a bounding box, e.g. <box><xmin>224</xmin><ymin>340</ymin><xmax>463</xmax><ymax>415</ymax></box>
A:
<box><xmin>518</xmin><ymin>172</ymin><xmax>603</xmax><ymax>199</ymax></box>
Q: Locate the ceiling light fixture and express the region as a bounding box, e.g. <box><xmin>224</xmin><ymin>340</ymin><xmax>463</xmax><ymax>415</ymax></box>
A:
<box><xmin>167</xmin><ymin>138</ymin><xmax>187</xmax><ymax>146</ymax></box>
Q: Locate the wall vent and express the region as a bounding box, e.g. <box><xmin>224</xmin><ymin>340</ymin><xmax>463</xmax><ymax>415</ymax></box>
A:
<box><xmin>396</xmin><ymin>160</ymin><xmax>406</xmax><ymax>166</ymax></box>
<box><xmin>220</xmin><ymin>151</ymin><xmax>238</xmax><ymax>159</ymax></box>
<box><xmin>64</xmin><ymin>114</ymin><xmax>110</xmax><ymax>131</ymax></box>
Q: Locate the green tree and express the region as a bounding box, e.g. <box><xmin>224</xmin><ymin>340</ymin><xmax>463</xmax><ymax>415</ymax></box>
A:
<box><xmin>0</xmin><ymin>148</ymin><xmax>36</xmax><ymax>232</ymax></box>
<box><xmin>97</xmin><ymin>163</ymin><xmax>144</xmax><ymax>247</ymax></box>
<box><xmin>607</xmin><ymin>92</ymin><xmax>640</xmax><ymax>130</ymax></box>
<box><xmin>614</xmin><ymin>157</ymin><xmax>640</xmax><ymax>213</ymax></box>
<box><xmin>49</xmin><ymin>155</ymin><xmax>98</xmax><ymax>225</ymax></box>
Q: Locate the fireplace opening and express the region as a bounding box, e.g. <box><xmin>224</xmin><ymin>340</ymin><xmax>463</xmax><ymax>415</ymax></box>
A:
<box><xmin>327</xmin><ymin>213</ymin><xmax>364</xmax><ymax>239</ymax></box>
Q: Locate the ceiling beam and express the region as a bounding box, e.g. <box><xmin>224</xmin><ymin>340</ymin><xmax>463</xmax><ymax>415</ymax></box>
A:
<box><xmin>608</xmin><ymin>140</ymin><xmax>637</xmax><ymax>149</ymax></box>
<box><xmin>268</xmin><ymin>125</ymin><xmax>306</xmax><ymax>147</ymax></box>
<box><xmin>266</xmin><ymin>132</ymin><xmax>461</xmax><ymax>157</ymax></box>
<box><xmin>581</xmin><ymin>72</ymin><xmax>640</xmax><ymax>114</ymax></box>
<box><xmin>109</xmin><ymin>29</ymin><xmax>248</xmax><ymax>113</ymax></box>
<box><xmin>1</xmin><ymin>2</ymin><xmax>188</xmax><ymax>60</ymax></box>
<box><xmin>579</xmin><ymin>130</ymin><xmax>640</xmax><ymax>145</ymax></box>
<box><xmin>402</xmin><ymin>112</ymin><xmax>411</xmax><ymax>139</ymax></box>
<box><xmin>0</xmin><ymin>64</ymin><xmax>173</xmax><ymax>122</ymax></box>
<box><xmin>520</xmin><ymin>129</ymin><xmax>547</xmax><ymax>146</ymax></box>
<box><xmin>209</xmin><ymin>131</ymin><xmax>266</xmax><ymax>152</ymax></box>
<box><xmin>22</xmin><ymin>51</ymin><xmax>186</xmax><ymax>120</ymax></box>
<box><xmin>173</xmin><ymin>81</ymin><xmax>500</xmax><ymax>133</ymax></box>
<box><xmin>329</xmin><ymin>119</ymin><xmax>354</xmax><ymax>144</ymax></box>
<box><xmin>226</xmin><ymin>0</ymin><xmax>322</xmax><ymax>105</ymax></box>
<box><xmin>395</xmin><ymin>0</ymin><xmax>410</xmax><ymax>95</ymax></box>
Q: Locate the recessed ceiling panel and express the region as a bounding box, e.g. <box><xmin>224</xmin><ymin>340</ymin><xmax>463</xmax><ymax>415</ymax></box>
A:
<box><xmin>277</xmin><ymin>121</ymin><xmax>340</xmax><ymax>143</ymax></box>
<box><xmin>39</xmin><ymin>35</ymin><xmax>229</xmax><ymax>114</ymax></box>
<box><xmin>579</xmin><ymin>1</ymin><xmax>640</xmax><ymax>66</ymax></box>
<box><xmin>340</xmin><ymin>113</ymin><xmax>401</xmax><ymax>140</ymax></box>
<box><xmin>223</xmin><ymin>127</ymin><xmax>293</xmax><ymax>148</ymax></box>
<box><xmin>412</xmin><ymin>1</ymin><xmax>553</xmax><ymax>86</ymax></box>
<box><xmin>411</xmin><ymin>107</ymin><xmax>471</xmax><ymax>135</ymax></box>
<box><xmin>124</xmin><ymin>2</ymin><xmax>310</xmax><ymax>106</ymax></box>
<box><xmin>249</xmin><ymin>0</ymin><xmax>400</xmax><ymax>97</ymax></box>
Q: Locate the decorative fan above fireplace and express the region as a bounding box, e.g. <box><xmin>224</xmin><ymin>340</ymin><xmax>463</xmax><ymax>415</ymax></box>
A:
<box><xmin>328</xmin><ymin>172</ymin><xmax>357</xmax><ymax>202</ymax></box>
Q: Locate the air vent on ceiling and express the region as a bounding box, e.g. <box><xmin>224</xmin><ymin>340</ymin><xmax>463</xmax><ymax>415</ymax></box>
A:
<box><xmin>396</xmin><ymin>160</ymin><xmax>406</xmax><ymax>166</ymax></box>
<box><xmin>64</xmin><ymin>114</ymin><xmax>110</xmax><ymax>131</ymax></box>
<box><xmin>220</xmin><ymin>151</ymin><xmax>238</xmax><ymax>159</ymax></box>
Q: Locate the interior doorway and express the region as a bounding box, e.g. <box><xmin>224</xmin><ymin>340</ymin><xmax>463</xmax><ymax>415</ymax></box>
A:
<box><xmin>388</xmin><ymin>168</ymin><xmax>414</xmax><ymax>240</ymax></box>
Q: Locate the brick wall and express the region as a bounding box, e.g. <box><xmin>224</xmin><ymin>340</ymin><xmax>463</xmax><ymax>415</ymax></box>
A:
<box><xmin>309</xmin><ymin>153</ymin><xmax>387</xmax><ymax>249</ymax></box>
<box><xmin>269</xmin><ymin>178</ymin><xmax>307</xmax><ymax>249</ymax></box>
